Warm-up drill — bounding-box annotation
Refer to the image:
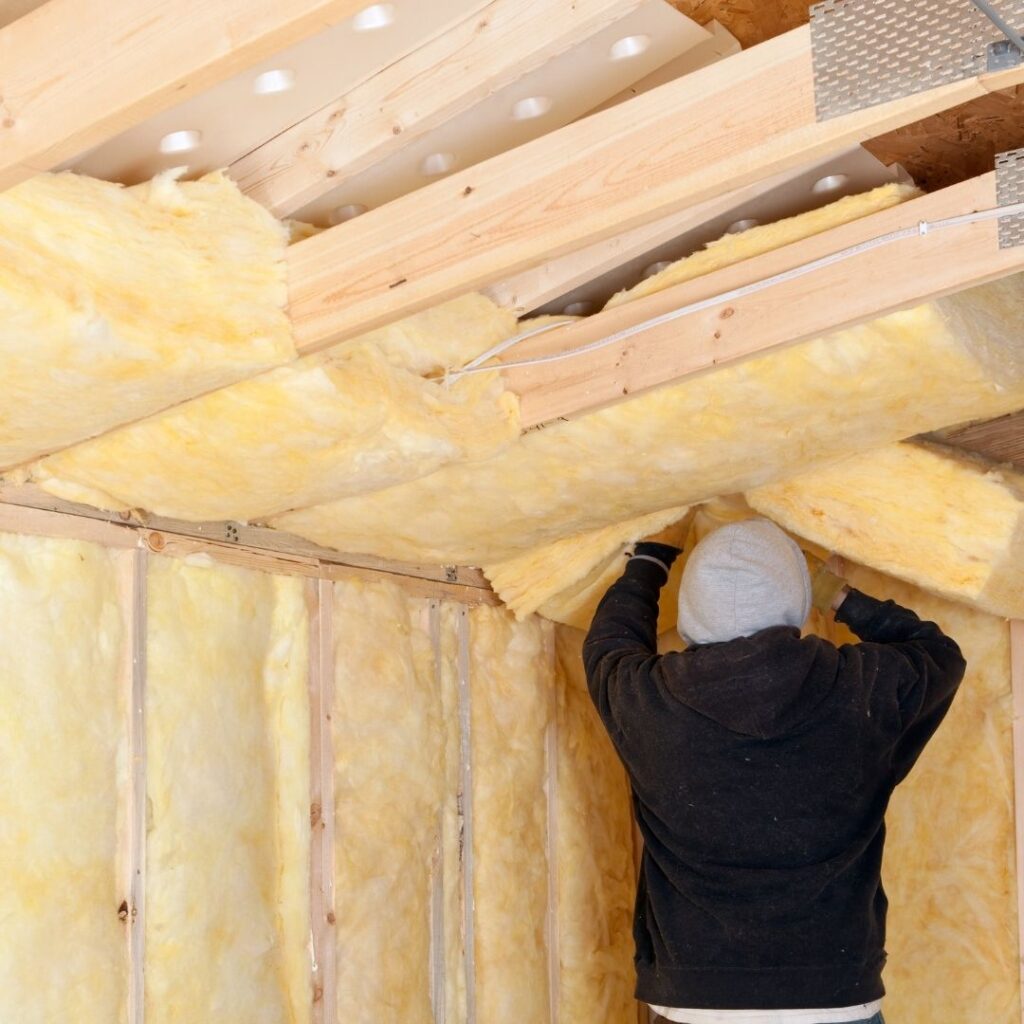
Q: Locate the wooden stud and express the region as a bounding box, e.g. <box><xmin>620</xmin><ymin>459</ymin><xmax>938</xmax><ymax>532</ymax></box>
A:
<box><xmin>0</xmin><ymin>495</ymin><xmax>136</xmax><ymax>547</ymax></box>
<box><xmin>0</xmin><ymin>0</ymin><xmax>373</xmax><ymax>190</ymax></box>
<box><xmin>286</xmin><ymin>26</ymin><xmax>1024</xmax><ymax>355</ymax></box>
<box><xmin>501</xmin><ymin>172</ymin><xmax>1024</xmax><ymax>428</ymax></box>
<box><xmin>309</xmin><ymin>578</ymin><xmax>337</xmax><ymax>1024</ymax></box>
<box><xmin>233</xmin><ymin>0</ymin><xmax>642</xmax><ymax>217</ymax></box>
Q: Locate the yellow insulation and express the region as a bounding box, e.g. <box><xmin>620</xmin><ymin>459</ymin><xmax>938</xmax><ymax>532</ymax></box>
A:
<box><xmin>553</xmin><ymin>626</ymin><xmax>638</xmax><ymax>1023</ymax></box>
<box><xmin>0</xmin><ymin>171</ymin><xmax>293</xmax><ymax>469</ymax></box>
<box><xmin>469</xmin><ymin>604</ymin><xmax>554</xmax><ymax>1024</ymax></box>
<box><xmin>816</xmin><ymin>566</ymin><xmax>1018</xmax><ymax>1024</ymax></box>
<box><xmin>332</xmin><ymin>578</ymin><xmax>442</xmax><ymax>1022</ymax></box>
<box><xmin>0</xmin><ymin>532</ymin><xmax>127</xmax><ymax>1024</ymax></box>
<box><xmin>145</xmin><ymin>556</ymin><xmax>310</xmax><ymax>1024</ymax></box>
<box><xmin>34</xmin><ymin>345</ymin><xmax>517</xmax><ymax>521</ymax></box>
<box><xmin>32</xmin><ymin>295</ymin><xmax>520</xmax><ymax>521</ymax></box>
<box><xmin>273</xmin><ymin>193</ymin><xmax>1024</xmax><ymax>566</ymax></box>
<box><xmin>747</xmin><ymin>441</ymin><xmax>1024</xmax><ymax>618</ymax></box>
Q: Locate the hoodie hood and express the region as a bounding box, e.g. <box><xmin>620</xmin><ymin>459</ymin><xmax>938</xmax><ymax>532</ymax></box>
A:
<box><xmin>664</xmin><ymin>626</ymin><xmax>841</xmax><ymax>739</ymax></box>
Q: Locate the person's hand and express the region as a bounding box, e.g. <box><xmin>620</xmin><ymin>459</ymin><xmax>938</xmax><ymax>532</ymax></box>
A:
<box><xmin>807</xmin><ymin>552</ymin><xmax>849</xmax><ymax>613</ymax></box>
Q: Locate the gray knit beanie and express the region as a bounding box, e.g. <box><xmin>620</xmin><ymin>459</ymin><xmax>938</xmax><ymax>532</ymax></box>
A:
<box><xmin>676</xmin><ymin>518</ymin><xmax>812</xmax><ymax>646</ymax></box>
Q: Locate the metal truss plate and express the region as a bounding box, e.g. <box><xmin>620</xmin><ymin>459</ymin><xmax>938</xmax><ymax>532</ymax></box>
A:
<box><xmin>996</xmin><ymin>148</ymin><xmax>1024</xmax><ymax>249</ymax></box>
<box><xmin>810</xmin><ymin>0</ymin><xmax>1024</xmax><ymax>120</ymax></box>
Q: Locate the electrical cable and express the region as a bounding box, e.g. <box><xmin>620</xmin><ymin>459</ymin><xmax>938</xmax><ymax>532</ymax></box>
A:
<box><xmin>444</xmin><ymin>200</ymin><xmax>1024</xmax><ymax>382</ymax></box>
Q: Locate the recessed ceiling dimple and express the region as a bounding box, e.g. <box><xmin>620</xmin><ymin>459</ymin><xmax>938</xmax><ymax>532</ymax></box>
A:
<box><xmin>610</xmin><ymin>34</ymin><xmax>651</xmax><ymax>60</ymax></box>
<box><xmin>811</xmin><ymin>173</ymin><xmax>850</xmax><ymax>194</ymax></box>
<box><xmin>511</xmin><ymin>96</ymin><xmax>554</xmax><ymax>121</ymax></box>
<box><xmin>420</xmin><ymin>152</ymin><xmax>457</xmax><ymax>176</ymax></box>
<box><xmin>332</xmin><ymin>203</ymin><xmax>368</xmax><ymax>223</ymax></box>
<box><xmin>352</xmin><ymin>4</ymin><xmax>396</xmax><ymax>31</ymax></box>
<box><xmin>159</xmin><ymin>130</ymin><xmax>202</xmax><ymax>154</ymax></box>
<box><xmin>726</xmin><ymin>218</ymin><xmax>759</xmax><ymax>233</ymax></box>
<box><xmin>253</xmin><ymin>69</ymin><xmax>296</xmax><ymax>96</ymax></box>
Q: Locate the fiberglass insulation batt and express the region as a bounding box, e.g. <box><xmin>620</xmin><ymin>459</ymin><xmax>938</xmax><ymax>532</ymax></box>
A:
<box><xmin>32</xmin><ymin>295</ymin><xmax>519</xmax><ymax>521</ymax></box>
<box><xmin>815</xmin><ymin>566</ymin><xmax>1019</xmax><ymax>1023</ymax></box>
<box><xmin>0</xmin><ymin>171</ymin><xmax>293</xmax><ymax>469</ymax></box>
<box><xmin>0</xmin><ymin>532</ymin><xmax>127</xmax><ymax>1024</ymax></box>
<box><xmin>272</xmin><ymin>188</ymin><xmax>1024</xmax><ymax>567</ymax></box>
<box><xmin>747</xmin><ymin>441</ymin><xmax>1024</xmax><ymax>618</ymax></box>
<box><xmin>145</xmin><ymin>556</ymin><xmax>310</xmax><ymax>1024</ymax></box>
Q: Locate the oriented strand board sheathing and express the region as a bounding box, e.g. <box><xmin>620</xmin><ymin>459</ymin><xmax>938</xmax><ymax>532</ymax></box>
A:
<box><xmin>748</xmin><ymin>442</ymin><xmax>1024</xmax><ymax>618</ymax></box>
<box><xmin>145</xmin><ymin>556</ymin><xmax>310</xmax><ymax>1024</ymax></box>
<box><xmin>553</xmin><ymin>626</ymin><xmax>637</xmax><ymax>1023</ymax></box>
<box><xmin>272</xmin><ymin>192</ymin><xmax>1024</xmax><ymax>567</ymax></box>
<box><xmin>33</xmin><ymin>344</ymin><xmax>518</xmax><ymax>521</ymax></box>
<box><xmin>0</xmin><ymin>171</ymin><xmax>293</xmax><ymax>469</ymax></box>
<box><xmin>332</xmin><ymin>578</ymin><xmax>443</xmax><ymax>1022</ymax></box>
<box><xmin>816</xmin><ymin>566</ymin><xmax>1019</xmax><ymax>1024</ymax></box>
<box><xmin>0</xmin><ymin>532</ymin><xmax>127</xmax><ymax>1024</ymax></box>
<box><xmin>469</xmin><ymin>605</ymin><xmax>554</xmax><ymax>1024</ymax></box>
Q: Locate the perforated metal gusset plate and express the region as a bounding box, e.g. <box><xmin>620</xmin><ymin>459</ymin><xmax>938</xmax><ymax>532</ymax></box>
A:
<box><xmin>810</xmin><ymin>0</ymin><xmax>1024</xmax><ymax>120</ymax></box>
<box><xmin>996</xmin><ymin>149</ymin><xmax>1024</xmax><ymax>248</ymax></box>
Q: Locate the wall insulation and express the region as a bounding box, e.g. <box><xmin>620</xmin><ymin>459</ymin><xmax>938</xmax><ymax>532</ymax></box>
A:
<box><xmin>469</xmin><ymin>604</ymin><xmax>555</xmax><ymax>1024</ymax></box>
<box><xmin>331</xmin><ymin>578</ymin><xmax>442</xmax><ymax>1022</ymax></box>
<box><xmin>145</xmin><ymin>555</ymin><xmax>311</xmax><ymax>1024</ymax></box>
<box><xmin>0</xmin><ymin>171</ymin><xmax>293</xmax><ymax>469</ymax></box>
<box><xmin>0</xmin><ymin>531</ymin><xmax>128</xmax><ymax>1024</ymax></box>
<box><xmin>816</xmin><ymin>565</ymin><xmax>1019</xmax><ymax>1024</ymax></box>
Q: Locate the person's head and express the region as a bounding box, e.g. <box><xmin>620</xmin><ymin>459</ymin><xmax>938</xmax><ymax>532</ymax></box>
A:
<box><xmin>676</xmin><ymin>518</ymin><xmax>811</xmax><ymax>646</ymax></box>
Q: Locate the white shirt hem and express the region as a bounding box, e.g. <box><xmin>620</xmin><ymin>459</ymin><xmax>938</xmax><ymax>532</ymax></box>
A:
<box><xmin>649</xmin><ymin>999</ymin><xmax>882</xmax><ymax>1023</ymax></box>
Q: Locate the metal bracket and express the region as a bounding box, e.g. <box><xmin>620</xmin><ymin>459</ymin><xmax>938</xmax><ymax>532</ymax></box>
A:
<box><xmin>810</xmin><ymin>0</ymin><xmax>1024</xmax><ymax>121</ymax></box>
<box><xmin>996</xmin><ymin>148</ymin><xmax>1024</xmax><ymax>249</ymax></box>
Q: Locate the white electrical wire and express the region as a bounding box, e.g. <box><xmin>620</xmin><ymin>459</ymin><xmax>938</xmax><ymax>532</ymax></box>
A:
<box><xmin>444</xmin><ymin>200</ymin><xmax>1024</xmax><ymax>382</ymax></box>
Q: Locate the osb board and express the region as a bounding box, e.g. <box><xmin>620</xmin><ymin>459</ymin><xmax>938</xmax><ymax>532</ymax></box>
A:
<box><xmin>815</xmin><ymin>566</ymin><xmax>1019</xmax><ymax>1023</ymax></box>
<box><xmin>666</xmin><ymin>0</ymin><xmax>806</xmax><ymax>46</ymax></box>
<box><xmin>867</xmin><ymin>86</ymin><xmax>1024</xmax><ymax>192</ymax></box>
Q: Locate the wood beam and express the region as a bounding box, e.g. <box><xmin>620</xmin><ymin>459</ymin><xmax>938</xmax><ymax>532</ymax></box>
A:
<box><xmin>0</xmin><ymin>0</ymin><xmax>368</xmax><ymax>191</ymax></box>
<box><xmin>232</xmin><ymin>0</ymin><xmax>643</xmax><ymax>218</ymax></box>
<box><xmin>497</xmin><ymin>173</ymin><xmax>1024</xmax><ymax>428</ymax></box>
<box><xmin>286</xmin><ymin>25</ymin><xmax>1024</xmax><ymax>355</ymax></box>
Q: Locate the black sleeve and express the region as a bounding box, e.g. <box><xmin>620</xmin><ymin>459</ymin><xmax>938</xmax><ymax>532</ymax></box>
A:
<box><xmin>836</xmin><ymin>587</ymin><xmax>967</xmax><ymax>784</ymax></box>
<box><xmin>582</xmin><ymin>542</ymin><xmax>681</xmax><ymax>741</ymax></box>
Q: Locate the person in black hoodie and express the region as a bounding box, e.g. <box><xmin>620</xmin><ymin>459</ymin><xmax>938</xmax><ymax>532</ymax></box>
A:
<box><xmin>583</xmin><ymin>517</ymin><xmax>966</xmax><ymax>1024</ymax></box>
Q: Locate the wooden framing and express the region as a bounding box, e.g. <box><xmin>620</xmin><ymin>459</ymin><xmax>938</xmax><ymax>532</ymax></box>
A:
<box><xmin>0</xmin><ymin>482</ymin><xmax>494</xmax><ymax>595</ymax></box>
<box><xmin>285</xmin><ymin>25</ymin><xmax>1024</xmax><ymax>355</ymax></box>
<box><xmin>0</xmin><ymin>0</ymin><xmax>368</xmax><ymax>190</ymax></box>
<box><xmin>499</xmin><ymin>172</ymin><xmax>1024</xmax><ymax>428</ymax></box>
<box><xmin>930</xmin><ymin>411</ymin><xmax>1024</xmax><ymax>471</ymax></box>
<box><xmin>232</xmin><ymin>0</ymin><xmax>643</xmax><ymax>217</ymax></box>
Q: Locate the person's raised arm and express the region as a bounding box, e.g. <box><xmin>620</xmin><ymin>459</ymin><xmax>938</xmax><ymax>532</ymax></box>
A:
<box><xmin>815</xmin><ymin>558</ymin><xmax>967</xmax><ymax>783</ymax></box>
<box><xmin>583</xmin><ymin>539</ymin><xmax>681</xmax><ymax>740</ymax></box>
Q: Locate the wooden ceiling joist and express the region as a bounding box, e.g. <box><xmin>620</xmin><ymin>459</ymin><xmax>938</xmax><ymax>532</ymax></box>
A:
<box><xmin>233</xmin><ymin>0</ymin><xmax>644</xmax><ymax>218</ymax></box>
<box><xmin>286</xmin><ymin>24</ymin><xmax>1024</xmax><ymax>356</ymax></box>
<box><xmin>499</xmin><ymin>172</ymin><xmax>1024</xmax><ymax>428</ymax></box>
<box><xmin>0</xmin><ymin>0</ymin><xmax>369</xmax><ymax>191</ymax></box>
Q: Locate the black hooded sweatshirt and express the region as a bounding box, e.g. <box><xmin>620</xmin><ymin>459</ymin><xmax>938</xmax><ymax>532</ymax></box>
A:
<box><xmin>583</xmin><ymin>543</ymin><xmax>966</xmax><ymax>1011</ymax></box>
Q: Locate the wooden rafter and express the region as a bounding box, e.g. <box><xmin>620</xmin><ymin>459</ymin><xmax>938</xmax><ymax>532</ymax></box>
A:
<box><xmin>497</xmin><ymin>172</ymin><xmax>1024</xmax><ymax>428</ymax></box>
<box><xmin>232</xmin><ymin>0</ymin><xmax>644</xmax><ymax>218</ymax></box>
<box><xmin>286</xmin><ymin>25</ymin><xmax>1024</xmax><ymax>355</ymax></box>
<box><xmin>0</xmin><ymin>0</ymin><xmax>369</xmax><ymax>190</ymax></box>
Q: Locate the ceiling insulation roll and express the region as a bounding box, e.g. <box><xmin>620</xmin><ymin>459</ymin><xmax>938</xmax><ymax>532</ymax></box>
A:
<box><xmin>0</xmin><ymin>171</ymin><xmax>293</xmax><ymax>470</ymax></box>
<box><xmin>273</xmin><ymin>189</ymin><xmax>1024</xmax><ymax>567</ymax></box>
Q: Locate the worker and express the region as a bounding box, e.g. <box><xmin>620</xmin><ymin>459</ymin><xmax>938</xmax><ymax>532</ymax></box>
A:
<box><xmin>583</xmin><ymin>517</ymin><xmax>966</xmax><ymax>1024</ymax></box>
